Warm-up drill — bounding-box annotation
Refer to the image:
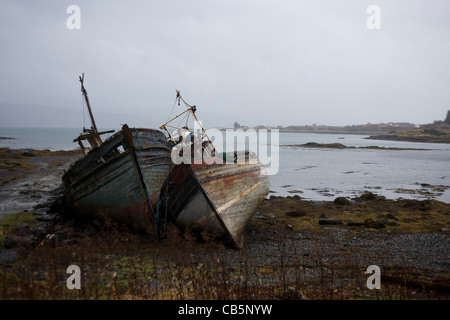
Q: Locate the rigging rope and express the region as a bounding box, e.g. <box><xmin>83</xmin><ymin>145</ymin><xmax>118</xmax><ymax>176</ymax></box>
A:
<box><xmin>165</xmin><ymin>95</ymin><xmax>180</xmax><ymax>124</ymax></box>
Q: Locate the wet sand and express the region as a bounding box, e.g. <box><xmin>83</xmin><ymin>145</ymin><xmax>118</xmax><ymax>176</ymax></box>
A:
<box><xmin>0</xmin><ymin>148</ymin><xmax>449</xmax><ymax>299</ymax></box>
<box><xmin>0</xmin><ymin>148</ymin><xmax>82</xmax><ymax>216</ymax></box>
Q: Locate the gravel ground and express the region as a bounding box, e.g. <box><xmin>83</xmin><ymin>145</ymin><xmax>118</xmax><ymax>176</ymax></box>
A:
<box><xmin>249</xmin><ymin>228</ymin><xmax>450</xmax><ymax>274</ymax></box>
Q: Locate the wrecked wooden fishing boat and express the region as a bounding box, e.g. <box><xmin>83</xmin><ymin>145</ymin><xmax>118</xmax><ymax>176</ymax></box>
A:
<box><xmin>62</xmin><ymin>74</ymin><xmax>171</xmax><ymax>235</ymax></box>
<box><xmin>158</xmin><ymin>91</ymin><xmax>269</xmax><ymax>249</ymax></box>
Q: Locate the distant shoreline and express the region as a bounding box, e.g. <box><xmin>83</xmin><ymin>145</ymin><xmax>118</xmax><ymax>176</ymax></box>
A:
<box><xmin>219</xmin><ymin>128</ymin><xmax>450</xmax><ymax>144</ymax></box>
<box><xmin>282</xmin><ymin>142</ymin><xmax>430</xmax><ymax>151</ymax></box>
<box><xmin>224</xmin><ymin>120</ymin><xmax>450</xmax><ymax>144</ymax></box>
<box><xmin>366</xmin><ymin>134</ymin><xmax>450</xmax><ymax>144</ymax></box>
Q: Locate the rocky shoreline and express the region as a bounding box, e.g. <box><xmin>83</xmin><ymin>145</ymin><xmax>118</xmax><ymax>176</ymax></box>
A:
<box><xmin>0</xmin><ymin>147</ymin><xmax>82</xmax><ymax>216</ymax></box>
<box><xmin>366</xmin><ymin>134</ymin><xmax>450</xmax><ymax>144</ymax></box>
<box><xmin>283</xmin><ymin>142</ymin><xmax>430</xmax><ymax>150</ymax></box>
<box><xmin>0</xmin><ymin>148</ymin><xmax>449</xmax><ymax>299</ymax></box>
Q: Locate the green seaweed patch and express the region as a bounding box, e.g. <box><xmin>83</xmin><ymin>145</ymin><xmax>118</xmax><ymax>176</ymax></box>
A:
<box><xmin>0</xmin><ymin>211</ymin><xmax>38</xmax><ymax>245</ymax></box>
<box><xmin>0</xmin><ymin>147</ymin><xmax>81</xmax><ymax>158</ymax></box>
<box><xmin>0</xmin><ymin>159</ymin><xmax>38</xmax><ymax>171</ymax></box>
<box><xmin>253</xmin><ymin>195</ymin><xmax>450</xmax><ymax>236</ymax></box>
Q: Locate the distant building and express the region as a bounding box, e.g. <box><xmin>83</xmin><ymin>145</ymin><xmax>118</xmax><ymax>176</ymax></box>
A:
<box><xmin>445</xmin><ymin>110</ymin><xmax>450</xmax><ymax>124</ymax></box>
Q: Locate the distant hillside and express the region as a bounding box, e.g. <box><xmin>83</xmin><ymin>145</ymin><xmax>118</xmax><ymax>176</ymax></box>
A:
<box><xmin>240</xmin><ymin>122</ymin><xmax>417</xmax><ymax>135</ymax></box>
<box><xmin>366</xmin><ymin>121</ymin><xmax>450</xmax><ymax>143</ymax></box>
<box><xmin>238</xmin><ymin>110</ymin><xmax>450</xmax><ymax>143</ymax></box>
<box><xmin>365</xmin><ymin>111</ymin><xmax>450</xmax><ymax>143</ymax></box>
<box><xmin>281</xmin><ymin>122</ymin><xmax>417</xmax><ymax>135</ymax></box>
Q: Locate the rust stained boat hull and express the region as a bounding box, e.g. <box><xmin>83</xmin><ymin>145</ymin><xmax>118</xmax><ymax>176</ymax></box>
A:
<box><xmin>62</xmin><ymin>125</ymin><xmax>170</xmax><ymax>234</ymax></box>
<box><xmin>161</xmin><ymin>152</ymin><xmax>269</xmax><ymax>249</ymax></box>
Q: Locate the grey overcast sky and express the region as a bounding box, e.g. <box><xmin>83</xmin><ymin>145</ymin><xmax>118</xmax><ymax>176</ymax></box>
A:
<box><xmin>0</xmin><ymin>0</ymin><xmax>449</xmax><ymax>129</ymax></box>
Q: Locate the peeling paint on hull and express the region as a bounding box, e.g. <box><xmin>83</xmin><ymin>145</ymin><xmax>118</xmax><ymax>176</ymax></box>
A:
<box><xmin>62</xmin><ymin>124</ymin><xmax>171</xmax><ymax>235</ymax></box>
<box><xmin>160</xmin><ymin>152</ymin><xmax>270</xmax><ymax>249</ymax></box>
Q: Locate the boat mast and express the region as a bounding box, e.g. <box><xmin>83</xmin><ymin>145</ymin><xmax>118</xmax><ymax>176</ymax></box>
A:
<box><xmin>160</xmin><ymin>89</ymin><xmax>216</xmax><ymax>153</ymax></box>
<box><xmin>79</xmin><ymin>73</ymin><xmax>98</xmax><ymax>133</ymax></box>
<box><xmin>74</xmin><ymin>73</ymin><xmax>107</xmax><ymax>154</ymax></box>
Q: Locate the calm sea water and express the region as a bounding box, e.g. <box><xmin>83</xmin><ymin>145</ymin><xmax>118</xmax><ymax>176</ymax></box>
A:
<box><xmin>1</xmin><ymin>127</ymin><xmax>449</xmax><ymax>203</ymax></box>
<box><xmin>270</xmin><ymin>132</ymin><xmax>450</xmax><ymax>203</ymax></box>
<box><xmin>0</xmin><ymin>127</ymin><xmax>118</xmax><ymax>151</ymax></box>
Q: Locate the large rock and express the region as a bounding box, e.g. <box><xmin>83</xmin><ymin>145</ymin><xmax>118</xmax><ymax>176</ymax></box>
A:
<box><xmin>0</xmin><ymin>250</ymin><xmax>18</xmax><ymax>267</ymax></box>
<box><xmin>334</xmin><ymin>197</ymin><xmax>351</xmax><ymax>206</ymax></box>
<box><xmin>21</xmin><ymin>150</ymin><xmax>37</xmax><ymax>157</ymax></box>
<box><xmin>347</xmin><ymin>221</ymin><xmax>363</xmax><ymax>226</ymax></box>
<box><xmin>319</xmin><ymin>219</ymin><xmax>343</xmax><ymax>225</ymax></box>
<box><xmin>37</xmin><ymin>214</ymin><xmax>55</xmax><ymax>223</ymax></box>
<box><xmin>33</xmin><ymin>207</ymin><xmax>50</xmax><ymax>215</ymax></box>
<box><xmin>33</xmin><ymin>226</ymin><xmax>48</xmax><ymax>241</ymax></box>
<box><xmin>364</xmin><ymin>219</ymin><xmax>386</xmax><ymax>229</ymax></box>
<box><xmin>3</xmin><ymin>235</ymin><xmax>32</xmax><ymax>249</ymax></box>
<box><xmin>285</xmin><ymin>210</ymin><xmax>308</xmax><ymax>217</ymax></box>
<box><xmin>358</xmin><ymin>191</ymin><xmax>385</xmax><ymax>201</ymax></box>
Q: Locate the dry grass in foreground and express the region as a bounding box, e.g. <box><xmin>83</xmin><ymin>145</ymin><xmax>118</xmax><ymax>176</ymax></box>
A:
<box><xmin>1</xmin><ymin>211</ymin><xmax>449</xmax><ymax>300</ymax></box>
